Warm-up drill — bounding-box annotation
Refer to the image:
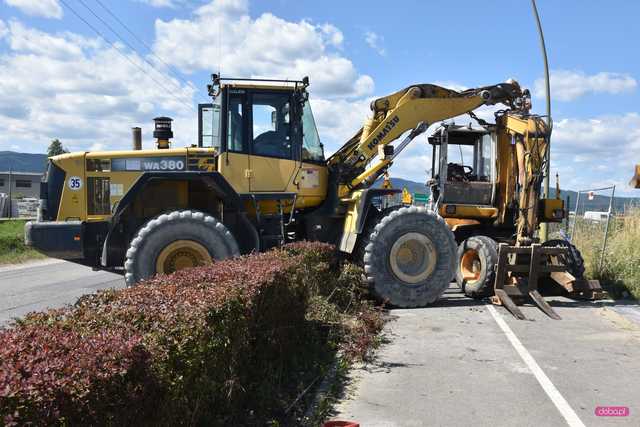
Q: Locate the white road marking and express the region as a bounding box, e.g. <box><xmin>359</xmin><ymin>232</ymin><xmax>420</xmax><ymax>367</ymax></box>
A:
<box><xmin>486</xmin><ymin>304</ymin><xmax>586</xmax><ymax>427</ymax></box>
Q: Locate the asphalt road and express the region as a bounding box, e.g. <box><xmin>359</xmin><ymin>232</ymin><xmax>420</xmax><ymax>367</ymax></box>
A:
<box><xmin>335</xmin><ymin>287</ymin><xmax>640</xmax><ymax>427</ymax></box>
<box><xmin>0</xmin><ymin>259</ymin><xmax>124</xmax><ymax>325</ymax></box>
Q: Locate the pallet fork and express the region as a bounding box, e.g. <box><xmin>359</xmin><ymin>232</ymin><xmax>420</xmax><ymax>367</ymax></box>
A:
<box><xmin>491</xmin><ymin>243</ymin><xmax>607</xmax><ymax>320</ymax></box>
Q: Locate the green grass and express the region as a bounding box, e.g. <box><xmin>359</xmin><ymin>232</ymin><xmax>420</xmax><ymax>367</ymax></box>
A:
<box><xmin>573</xmin><ymin>208</ymin><xmax>640</xmax><ymax>300</ymax></box>
<box><xmin>0</xmin><ymin>220</ymin><xmax>45</xmax><ymax>265</ymax></box>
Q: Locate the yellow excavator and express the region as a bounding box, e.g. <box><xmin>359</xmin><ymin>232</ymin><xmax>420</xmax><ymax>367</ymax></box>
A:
<box><xmin>427</xmin><ymin>110</ymin><xmax>605</xmax><ymax>319</ymax></box>
<box><xmin>26</xmin><ymin>75</ymin><xmax>596</xmax><ymax>315</ymax></box>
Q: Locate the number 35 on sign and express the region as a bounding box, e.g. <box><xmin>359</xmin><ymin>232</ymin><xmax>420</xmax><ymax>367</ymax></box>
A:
<box><xmin>68</xmin><ymin>176</ymin><xmax>83</xmax><ymax>191</ymax></box>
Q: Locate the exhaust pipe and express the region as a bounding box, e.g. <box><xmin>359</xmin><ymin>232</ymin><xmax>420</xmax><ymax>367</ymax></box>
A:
<box><xmin>132</xmin><ymin>127</ymin><xmax>142</xmax><ymax>150</ymax></box>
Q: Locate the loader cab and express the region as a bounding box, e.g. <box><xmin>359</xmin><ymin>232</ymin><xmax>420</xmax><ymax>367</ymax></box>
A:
<box><xmin>428</xmin><ymin>124</ymin><xmax>496</xmax><ymax>209</ymax></box>
<box><xmin>197</xmin><ymin>76</ymin><xmax>326</xmax><ymax>195</ymax></box>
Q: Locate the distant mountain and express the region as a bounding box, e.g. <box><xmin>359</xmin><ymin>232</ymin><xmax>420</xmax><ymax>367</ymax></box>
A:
<box><xmin>0</xmin><ymin>151</ymin><xmax>48</xmax><ymax>173</ymax></box>
<box><xmin>550</xmin><ymin>188</ymin><xmax>639</xmax><ymax>213</ymax></box>
<box><xmin>387</xmin><ymin>177</ymin><xmax>430</xmax><ymax>195</ymax></box>
<box><xmin>384</xmin><ymin>177</ymin><xmax>640</xmax><ymax>213</ymax></box>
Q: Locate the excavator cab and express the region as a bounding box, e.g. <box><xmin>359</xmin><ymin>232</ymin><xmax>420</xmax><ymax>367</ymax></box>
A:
<box><xmin>428</xmin><ymin>124</ymin><xmax>495</xmax><ymax>209</ymax></box>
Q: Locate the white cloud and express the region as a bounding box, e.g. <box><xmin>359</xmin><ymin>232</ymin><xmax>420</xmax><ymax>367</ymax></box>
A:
<box><xmin>550</xmin><ymin>113</ymin><xmax>640</xmax><ymax>193</ymax></box>
<box><xmin>153</xmin><ymin>0</ymin><xmax>372</xmax><ymax>98</ymax></box>
<box><xmin>364</xmin><ymin>31</ymin><xmax>385</xmax><ymax>56</ymax></box>
<box><xmin>535</xmin><ymin>70</ymin><xmax>637</xmax><ymax>101</ymax></box>
<box><xmin>0</xmin><ymin>20</ymin><xmax>8</xmax><ymax>40</ymax></box>
<box><xmin>0</xmin><ymin>20</ymin><xmax>196</xmax><ymax>154</ymax></box>
<box><xmin>4</xmin><ymin>0</ymin><xmax>62</xmax><ymax>19</ymax></box>
<box><xmin>310</xmin><ymin>97</ymin><xmax>371</xmax><ymax>155</ymax></box>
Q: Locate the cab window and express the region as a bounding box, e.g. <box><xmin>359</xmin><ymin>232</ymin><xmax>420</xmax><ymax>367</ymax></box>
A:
<box><xmin>227</xmin><ymin>94</ymin><xmax>245</xmax><ymax>152</ymax></box>
<box><xmin>301</xmin><ymin>100</ymin><xmax>324</xmax><ymax>162</ymax></box>
<box><xmin>198</xmin><ymin>98</ymin><xmax>221</xmax><ymax>149</ymax></box>
<box><xmin>251</xmin><ymin>92</ymin><xmax>292</xmax><ymax>159</ymax></box>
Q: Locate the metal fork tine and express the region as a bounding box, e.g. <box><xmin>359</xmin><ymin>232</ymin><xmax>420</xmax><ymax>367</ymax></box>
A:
<box><xmin>529</xmin><ymin>290</ymin><xmax>561</xmax><ymax>320</ymax></box>
<box><xmin>495</xmin><ymin>289</ymin><xmax>527</xmax><ymax>320</ymax></box>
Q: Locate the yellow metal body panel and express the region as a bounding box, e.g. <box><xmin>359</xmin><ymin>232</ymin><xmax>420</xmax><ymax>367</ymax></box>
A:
<box><xmin>218</xmin><ymin>152</ymin><xmax>250</xmax><ymax>193</ymax></box>
<box><xmin>444</xmin><ymin>218</ymin><xmax>482</xmax><ymax>231</ymax></box>
<box><xmin>52</xmin><ymin>153</ymin><xmax>87</xmax><ymax>221</ymax></box>
<box><xmin>249</xmin><ymin>156</ymin><xmax>298</xmax><ymax>192</ymax></box>
<box><xmin>540</xmin><ymin>198</ymin><xmax>565</xmax><ymax>223</ymax></box>
<box><xmin>338</xmin><ymin>191</ymin><xmax>364</xmax><ymax>253</ymax></box>
<box><xmin>291</xmin><ymin>163</ymin><xmax>328</xmax><ymax>209</ymax></box>
<box><xmin>439</xmin><ymin>204</ymin><xmax>499</xmax><ymax>219</ymax></box>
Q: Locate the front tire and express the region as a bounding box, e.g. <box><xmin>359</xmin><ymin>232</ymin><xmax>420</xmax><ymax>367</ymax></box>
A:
<box><xmin>363</xmin><ymin>206</ymin><xmax>456</xmax><ymax>307</ymax></box>
<box><xmin>455</xmin><ymin>235</ymin><xmax>498</xmax><ymax>298</ymax></box>
<box><xmin>124</xmin><ymin>210</ymin><xmax>240</xmax><ymax>286</ymax></box>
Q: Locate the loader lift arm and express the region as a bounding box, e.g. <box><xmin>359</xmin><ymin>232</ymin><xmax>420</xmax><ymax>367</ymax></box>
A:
<box><xmin>327</xmin><ymin>81</ymin><xmax>528</xmax><ymax>198</ymax></box>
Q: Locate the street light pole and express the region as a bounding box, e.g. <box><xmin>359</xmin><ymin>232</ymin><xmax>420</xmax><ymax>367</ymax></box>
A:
<box><xmin>8</xmin><ymin>165</ymin><xmax>12</xmax><ymax>219</ymax></box>
<box><xmin>531</xmin><ymin>0</ymin><xmax>551</xmax><ymax>242</ymax></box>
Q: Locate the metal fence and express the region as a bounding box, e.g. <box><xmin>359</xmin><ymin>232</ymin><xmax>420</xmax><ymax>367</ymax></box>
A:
<box><xmin>569</xmin><ymin>185</ymin><xmax>616</xmax><ymax>271</ymax></box>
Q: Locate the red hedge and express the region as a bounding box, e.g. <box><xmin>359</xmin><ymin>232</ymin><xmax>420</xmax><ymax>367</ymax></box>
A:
<box><xmin>0</xmin><ymin>242</ymin><xmax>339</xmax><ymax>425</ymax></box>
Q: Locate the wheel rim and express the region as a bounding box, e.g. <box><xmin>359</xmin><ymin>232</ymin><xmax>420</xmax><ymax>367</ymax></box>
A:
<box><xmin>389</xmin><ymin>232</ymin><xmax>437</xmax><ymax>284</ymax></box>
<box><xmin>155</xmin><ymin>240</ymin><xmax>212</xmax><ymax>275</ymax></box>
<box><xmin>460</xmin><ymin>249</ymin><xmax>481</xmax><ymax>283</ymax></box>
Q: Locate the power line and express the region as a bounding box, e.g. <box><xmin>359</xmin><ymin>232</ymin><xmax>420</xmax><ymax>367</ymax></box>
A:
<box><xmin>59</xmin><ymin>0</ymin><xmax>195</xmax><ymax>111</ymax></box>
<box><xmin>92</xmin><ymin>0</ymin><xmax>198</xmax><ymax>94</ymax></box>
<box><xmin>76</xmin><ymin>0</ymin><xmax>195</xmax><ymax>107</ymax></box>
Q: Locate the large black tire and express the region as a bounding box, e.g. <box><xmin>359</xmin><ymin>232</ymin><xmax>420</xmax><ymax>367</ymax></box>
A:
<box><xmin>455</xmin><ymin>236</ymin><xmax>498</xmax><ymax>298</ymax></box>
<box><xmin>542</xmin><ymin>239</ymin><xmax>585</xmax><ymax>279</ymax></box>
<box><xmin>363</xmin><ymin>206</ymin><xmax>456</xmax><ymax>307</ymax></box>
<box><xmin>124</xmin><ymin>210</ymin><xmax>240</xmax><ymax>286</ymax></box>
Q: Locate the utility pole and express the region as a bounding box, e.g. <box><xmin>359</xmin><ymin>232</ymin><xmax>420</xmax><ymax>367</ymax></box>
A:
<box><xmin>531</xmin><ymin>0</ymin><xmax>551</xmax><ymax>242</ymax></box>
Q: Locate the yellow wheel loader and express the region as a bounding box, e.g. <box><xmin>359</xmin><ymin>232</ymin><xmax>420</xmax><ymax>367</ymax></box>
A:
<box><xmin>25</xmin><ymin>75</ymin><xmax>587</xmax><ymax>312</ymax></box>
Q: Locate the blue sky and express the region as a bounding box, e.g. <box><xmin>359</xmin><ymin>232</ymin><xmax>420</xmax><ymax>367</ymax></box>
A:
<box><xmin>0</xmin><ymin>0</ymin><xmax>638</xmax><ymax>194</ymax></box>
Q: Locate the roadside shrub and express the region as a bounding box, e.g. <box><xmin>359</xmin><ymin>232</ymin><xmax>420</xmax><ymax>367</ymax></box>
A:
<box><xmin>1</xmin><ymin>242</ymin><xmax>383</xmax><ymax>425</ymax></box>
<box><xmin>0</xmin><ymin>326</ymin><xmax>157</xmax><ymax>426</ymax></box>
<box><xmin>580</xmin><ymin>208</ymin><xmax>640</xmax><ymax>299</ymax></box>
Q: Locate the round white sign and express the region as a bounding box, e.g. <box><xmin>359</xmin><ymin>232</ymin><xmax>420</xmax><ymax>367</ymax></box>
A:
<box><xmin>68</xmin><ymin>176</ymin><xmax>83</xmax><ymax>191</ymax></box>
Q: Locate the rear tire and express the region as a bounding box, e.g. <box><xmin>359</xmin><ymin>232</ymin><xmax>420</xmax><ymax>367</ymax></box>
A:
<box><xmin>124</xmin><ymin>210</ymin><xmax>240</xmax><ymax>286</ymax></box>
<box><xmin>455</xmin><ymin>235</ymin><xmax>498</xmax><ymax>298</ymax></box>
<box><xmin>542</xmin><ymin>239</ymin><xmax>585</xmax><ymax>279</ymax></box>
<box><xmin>363</xmin><ymin>206</ymin><xmax>456</xmax><ymax>307</ymax></box>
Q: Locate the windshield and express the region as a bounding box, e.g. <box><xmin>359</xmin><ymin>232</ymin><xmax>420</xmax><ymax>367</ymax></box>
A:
<box><xmin>301</xmin><ymin>100</ymin><xmax>323</xmax><ymax>162</ymax></box>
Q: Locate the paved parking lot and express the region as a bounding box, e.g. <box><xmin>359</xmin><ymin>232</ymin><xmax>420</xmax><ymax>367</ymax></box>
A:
<box><xmin>335</xmin><ymin>287</ymin><xmax>640</xmax><ymax>426</ymax></box>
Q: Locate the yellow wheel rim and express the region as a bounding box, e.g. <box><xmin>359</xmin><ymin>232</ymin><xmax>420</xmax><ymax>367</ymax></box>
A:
<box><xmin>155</xmin><ymin>240</ymin><xmax>212</xmax><ymax>275</ymax></box>
<box><xmin>389</xmin><ymin>232</ymin><xmax>437</xmax><ymax>284</ymax></box>
<box><xmin>460</xmin><ymin>249</ymin><xmax>481</xmax><ymax>283</ymax></box>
